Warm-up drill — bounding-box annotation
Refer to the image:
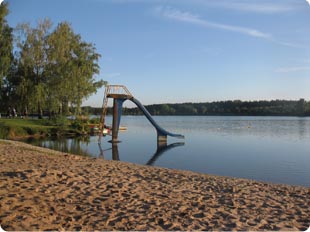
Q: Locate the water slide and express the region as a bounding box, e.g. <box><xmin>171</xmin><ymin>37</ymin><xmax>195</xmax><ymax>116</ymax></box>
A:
<box><xmin>130</xmin><ymin>97</ymin><xmax>184</xmax><ymax>139</ymax></box>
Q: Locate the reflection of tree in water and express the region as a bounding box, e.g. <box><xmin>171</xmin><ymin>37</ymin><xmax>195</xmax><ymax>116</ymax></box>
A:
<box><xmin>69</xmin><ymin>136</ymin><xmax>91</xmax><ymax>157</ymax></box>
<box><xmin>298</xmin><ymin>118</ymin><xmax>306</xmax><ymax>139</ymax></box>
<box><xmin>26</xmin><ymin>136</ymin><xmax>92</xmax><ymax>157</ymax></box>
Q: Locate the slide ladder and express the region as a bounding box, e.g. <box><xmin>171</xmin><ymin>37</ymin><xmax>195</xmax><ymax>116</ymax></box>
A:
<box><xmin>98</xmin><ymin>87</ymin><xmax>109</xmax><ymax>141</ymax></box>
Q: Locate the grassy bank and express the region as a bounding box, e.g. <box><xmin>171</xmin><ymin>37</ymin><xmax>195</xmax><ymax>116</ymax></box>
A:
<box><xmin>0</xmin><ymin>117</ymin><xmax>96</xmax><ymax>139</ymax></box>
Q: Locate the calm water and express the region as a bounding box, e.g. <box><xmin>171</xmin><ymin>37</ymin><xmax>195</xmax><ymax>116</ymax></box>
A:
<box><xmin>24</xmin><ymin>116</ymin><xmax>310</xmax><ymax>187</ymax></box>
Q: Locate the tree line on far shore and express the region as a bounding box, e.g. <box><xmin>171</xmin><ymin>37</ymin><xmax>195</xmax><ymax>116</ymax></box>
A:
<box><xmin>0</xmin><ymin>3</ymin><xmax>105</xmax><ymax>118</ymax></box>
<box><xmin>82</xmin><ymin>99</ymin><xmax>310</xmax><ymax>117</ymax></box>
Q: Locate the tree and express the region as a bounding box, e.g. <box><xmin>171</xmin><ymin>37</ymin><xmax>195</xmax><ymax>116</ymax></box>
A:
<box><xmin>297</xmin><ymin>98</ymin><xmax>306</xmax><ymax>116</ymax></box>
<box><xmin>15</xmin><ymin>19</ymin><xmax>52</xmax><ymax>118</ymax></box>
<box><xmin>0</xmin><ymin>2</ymin><xmax>13</xmax><ymax>107</ymax></box>
<box><xmin>47</xmin><ymin>22</ymin><xmax>105</xmax><ymax>115</ymax></box>
<box><xmin>12</xmin><ymin>20</ymin><xmax>105</xmax><ymax>117</ymax></box>
<box><xmin>45</xmin><ymin>22</ymin><xmax>73</xmax><ymax>115</ymax></box>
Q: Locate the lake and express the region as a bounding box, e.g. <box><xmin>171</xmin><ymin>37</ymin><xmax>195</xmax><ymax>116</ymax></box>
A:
<box><xmin>24</xmin><ymin>116</ymin><xmax>310</xmax><ymax>187</ymax></box>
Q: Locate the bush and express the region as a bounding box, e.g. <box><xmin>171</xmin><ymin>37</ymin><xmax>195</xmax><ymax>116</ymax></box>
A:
<box><xmin>23</xmin><ymin>126</ymin><xmax>42</xmax><ymax>135</ymax></box>
<box><xmin>70</xmin><ymin>120</ymin><xmax>84</xmax><ymax>131</ymax></box>
<box><xmin>89</xmin><ymin>117</ymin><xmax>100</xmax><ymax>124</ymax></box>
<box><xmin>43</xmin><ymin>116</ymin><xmax>69</xmax><ymax>127</ymax></box>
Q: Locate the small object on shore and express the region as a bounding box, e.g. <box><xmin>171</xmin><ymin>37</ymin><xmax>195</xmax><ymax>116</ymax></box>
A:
<box><xmin>119</xmin><ymin>126</ymin><xmax>127</xmax><ymax>131</ymax></box>
<box><xmin>89</xmin><ymin>124</ymin><xmax>126</xmax><ymax>136</ymax></box>
<box><xmin>103</xmin><ymin>126</ymin><xmax>127</xmax><ymax>135</ymax></box>
<box><xmin>102</xmin><ymin>128</ymin><xmax>111</xmax><ymax>135</ymax></box>
<box><xmin>90</xmin><ymin>126</ymin><xmax>110</xmax><ymax>135</ymax></box>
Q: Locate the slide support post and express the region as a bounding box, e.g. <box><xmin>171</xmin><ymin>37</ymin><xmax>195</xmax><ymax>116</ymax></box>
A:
<box><xmin>111</xmin><ymin>98</ymin><xmax>125</xmax><ymax>143</ymax></box>
<box><xmin>157</xmin><ymin>132</ymin><xmax>167</xmax><ymax>144</ymax></box>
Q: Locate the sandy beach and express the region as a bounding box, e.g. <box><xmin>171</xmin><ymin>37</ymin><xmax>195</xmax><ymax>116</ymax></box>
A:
<box><xmin>0</xmin><ymin>139</ymin><xmax>309</xmax><ymax>231</ymax></box>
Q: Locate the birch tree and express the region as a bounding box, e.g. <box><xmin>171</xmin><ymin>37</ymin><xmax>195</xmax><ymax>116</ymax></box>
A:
<box><xmin>16</xmin><ymin>19</ymin><xmax>52</xmax><ymax>118</ymax></box>
<box><xmin>47</xmin><ymin>22</ymin><xmax>105</xmax><ymax>115</ymax></box>
<box><xmin>0</xmin><ymin>2</ymin><xmax>13</xmax><ymax>106</ymax></box>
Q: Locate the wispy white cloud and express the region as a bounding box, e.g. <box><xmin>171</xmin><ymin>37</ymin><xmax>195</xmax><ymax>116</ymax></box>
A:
<box><xmin>155</xmin><ymin>6</ymin><xmax>304</xmax><ymax>48</ymax></box>
<box><xmin>105</xmin><ymin>0</ymin><xmax>302</xmax><ymax>14</ymax></box>
<box><xmin>155</xmin><ymin>6</ymin><xmax>271</xmax><ymax>39</ymax></box>
<box><xmin>275</xmin><ymin>66</ymin><xmax>310</xmax><ymax>73</ymax></box>
<box><xmin>275</xmin><ymin>41</ymin><xmax>304</xmax><ymax>48</ymax></box>
<box><xmin>204</xmin><ymin>0</ymin><xmax>299</xmax><ymax>14</ymax></box>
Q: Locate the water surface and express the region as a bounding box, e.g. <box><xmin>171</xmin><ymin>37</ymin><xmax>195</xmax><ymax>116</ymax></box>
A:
<box><xmin>25</xmin><ymin>116</ymin><xmax>310</xmax><ymax>187</ymax></box>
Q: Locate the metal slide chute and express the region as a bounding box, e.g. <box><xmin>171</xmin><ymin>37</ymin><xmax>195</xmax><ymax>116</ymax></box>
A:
<box><xmin>130</xmin><ymin>97</ymin><xmax>184</xmax><ymax>139</ymax></box>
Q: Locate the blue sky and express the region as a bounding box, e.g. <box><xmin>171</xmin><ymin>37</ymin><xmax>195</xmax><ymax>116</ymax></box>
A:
<box><xmin>5</xmin><ymin>0</ymin><xmax>310</xmax><ymax>107</ymax></box>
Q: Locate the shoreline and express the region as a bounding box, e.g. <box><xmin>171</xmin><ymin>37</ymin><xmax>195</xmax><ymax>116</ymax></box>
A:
<box><xmin>0</xmin><ymin>139</ymin><xmax>309</xmax><ymax>231</ymax></box>
<box><xmin>0</xmin><ymin>118</ymin><xmax>91</xmax><ymax>141</ymax></box>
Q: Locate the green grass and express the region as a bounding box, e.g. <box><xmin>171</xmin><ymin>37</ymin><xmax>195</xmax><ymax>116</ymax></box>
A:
<box><xmin>0</xmin><ymin>118</ymin><xmax>62</xmax><ymax>139</ymax></box>
<box><xmin>0</xmin><ymin>118</ymin><xmax>90</xmax><ymax>139</ymax></box>
<box><xmin>0</xmin><ymin>118</ymin><xmax>54</xmax><ymax>127</ymax></box>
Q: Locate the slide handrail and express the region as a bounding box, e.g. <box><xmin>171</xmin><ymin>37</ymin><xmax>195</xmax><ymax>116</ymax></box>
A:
<box><xmin>106</xmin><ymin>85</ymin><xmax>133</xmax><ymax>97</ymax></box>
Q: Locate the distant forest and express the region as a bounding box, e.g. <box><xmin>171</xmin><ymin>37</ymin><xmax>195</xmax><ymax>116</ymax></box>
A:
<box><xmin>82</xmin><ymin>99</ymin><xmax>310</xmax><ymax>117</ymax></box>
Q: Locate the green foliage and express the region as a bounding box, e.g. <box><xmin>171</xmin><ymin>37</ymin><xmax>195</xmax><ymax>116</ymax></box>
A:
<box><xmin>89</xmin><ymin>117</ymin><xmax>100</xmax><ymax>124</ymax></box>
<box><xmin>46</xmin><ymin>22</ymin><xmax>105</xmax><ymax>115</ymax></box>
<box><xmin>0</xmin><ymin>2</ymin><xmax>13</xmax><ymax>101</ymax></box>
<box><xmin>43</xmin><ymin>116</ymin><xmax>69</xmax><ymax>127</ymax></box>
<box><xmin>1</xmin><ymin>15</ymin><xmax>105</xmax><ymax>117</ymax></box>
<box><xmin>14</xmin><ymin>19</ymin><xmax>52</xmax><ymax>118</ymax></box>
<box><xmin>70</xmin><ymin>120</ymin><xmax>85</xmax><ymax>131</ymax></box>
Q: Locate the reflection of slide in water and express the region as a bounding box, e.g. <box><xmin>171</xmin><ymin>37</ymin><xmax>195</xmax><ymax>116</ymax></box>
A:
<box><xmin>98</xmin><ymin>141</ymin><xmax>184</xmax><ymax>165</ymax></box>
<box><xmin>98</xmin><ymin>143</ymin><xmax>120</xmax><ymax>160</ymax></box>
<box><xmin>146</xmin><ymin>142</ymin><xmax>185</xmax><ymax>166</ymax></box>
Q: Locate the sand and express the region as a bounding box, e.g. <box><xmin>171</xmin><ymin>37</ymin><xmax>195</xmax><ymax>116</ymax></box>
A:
<box><xmin>0</xmin><ymin>139</ymin><xmax>309</xmax><ymax>231</ymax></box>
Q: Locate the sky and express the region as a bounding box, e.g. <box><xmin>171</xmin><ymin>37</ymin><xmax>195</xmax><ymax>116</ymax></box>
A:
<box><xmin>4</xmin><ymin>0</ymin><xmax>310</xmax><ymax>107</ymax></box>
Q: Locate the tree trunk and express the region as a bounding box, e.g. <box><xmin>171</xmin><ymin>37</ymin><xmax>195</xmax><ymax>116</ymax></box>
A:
<box><xmin>38</xmin><ymin>102</ymin><xmax>43</xmax><ymax>119</ymax></box>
